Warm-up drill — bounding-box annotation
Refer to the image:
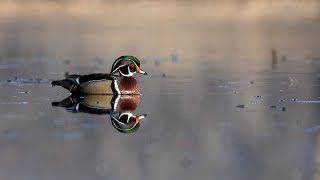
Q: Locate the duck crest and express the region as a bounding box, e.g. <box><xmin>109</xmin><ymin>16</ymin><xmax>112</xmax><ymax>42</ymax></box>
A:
<box><xmin>114</xmin><ymin>76</ymin><xmax>140</xmax><ymax>95</ymax></box>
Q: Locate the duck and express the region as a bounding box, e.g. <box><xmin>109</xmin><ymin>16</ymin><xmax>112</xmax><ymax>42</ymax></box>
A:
<box><xmin>51</xmin><ymin>94</ymin><xmax>146</xmax><ymax>133</ymax></box>
<box><xmin>51</xmin><ymin>56</ymin><xmax>147</xmax><ymax>95</ymax></box>
<box><xmin>51</xmin><ymin>94</ymin><xmax>141</xmax><ymax>114</ymax></box>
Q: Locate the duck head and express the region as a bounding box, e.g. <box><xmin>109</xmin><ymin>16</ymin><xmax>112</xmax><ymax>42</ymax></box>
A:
<box><xmin>110</xmin><ymin>112</ymin><xmax>146</xmax><ymax>133</ymax></box>
<box><xmin>110</xmin><ymin>56</ymin><xmax>147</xmax><ymax>77</ymax></box>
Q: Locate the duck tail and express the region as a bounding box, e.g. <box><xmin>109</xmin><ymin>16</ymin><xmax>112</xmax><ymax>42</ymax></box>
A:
<box><xmin>51</xmin><ymin>95</ymin><xmax>78</xmax><ymax>107</ymax></box>
<box><xmin>51</xmin><ymin>79</ymin><xmax>79</xmax><ymax>93</ymax></box>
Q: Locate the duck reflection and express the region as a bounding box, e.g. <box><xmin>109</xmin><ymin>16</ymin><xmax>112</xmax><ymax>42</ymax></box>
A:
<box><xmin>52</xmin><ymin>94</ymin><xmax>146</xmax><ymax>133</ymax></box>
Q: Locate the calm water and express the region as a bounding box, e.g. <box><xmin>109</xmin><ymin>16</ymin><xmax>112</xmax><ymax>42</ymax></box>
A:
<box><xmin>0</xmin><ymin>1</ymin><xmax>320</xmax><ymax>180</ymax></box>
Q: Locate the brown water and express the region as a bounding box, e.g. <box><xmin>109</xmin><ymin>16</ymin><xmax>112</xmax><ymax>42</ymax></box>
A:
<box><xmin>0</xmin><ymin>1</ymin><xmax>320</xmax><ymax>180</ymax></box>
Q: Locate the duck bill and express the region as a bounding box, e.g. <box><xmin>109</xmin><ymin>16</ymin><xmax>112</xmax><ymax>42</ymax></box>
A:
<box><xmin>135</xmin><ymin>114</ymin><xmax>147</xmax><ymax>123</ymax></box>
<box><xmin>136</xmin><ymin>66</ymin><xmax>148</xmax><ymax>75</ymax></box>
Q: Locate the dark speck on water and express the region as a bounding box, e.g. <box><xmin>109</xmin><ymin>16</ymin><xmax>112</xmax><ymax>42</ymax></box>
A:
<box><xmin>16</xmin><ymin>91</ymin><xmax>30</xmax><ymax>94</ymax></box>
<box><xmin>64</xmin><ymin>59</ymin><xmax>70</xmax><ymax>65</ymax></box>
<box><xmin>180</xmin><ymin>156</ymin><xmax>192</xmax><ymax>168</ymax></box>
<box><xmin>155</xmin><ymin>59</ymin><xmax>160</xmax><ymax>67</ymax></box>
<box><xmin>236</xmin><ymin>104</ymin><xmax>245</xmax><ymax>108</ymax></box>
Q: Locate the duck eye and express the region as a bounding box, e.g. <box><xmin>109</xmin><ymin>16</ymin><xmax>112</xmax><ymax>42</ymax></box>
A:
<box><xmin>129</xmin><ymin>63</ymin><xmax>135</xmax><ymax>67</ymax></box>
<box><xmin>129</xmin><ymin>122</ymin><xmax>135</xmax><ymax>127</ymax></box>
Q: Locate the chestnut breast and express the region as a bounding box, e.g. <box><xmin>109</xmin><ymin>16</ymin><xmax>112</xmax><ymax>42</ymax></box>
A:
<box><xmin>117</xmin><ymin>77</ymin><xmax>140</xmax><ymax>95</ymax></box>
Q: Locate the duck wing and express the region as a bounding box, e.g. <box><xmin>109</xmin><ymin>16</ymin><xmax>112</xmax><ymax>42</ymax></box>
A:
<box><xmin>73</xmin><ymin>73</ymin><xmax>115</xmax><ymax>84</ymax></box>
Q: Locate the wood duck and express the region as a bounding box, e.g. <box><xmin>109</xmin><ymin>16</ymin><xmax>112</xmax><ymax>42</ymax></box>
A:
<box><xmin>52</xmin><ymin>94</ymin><xmax>140</xmax><ymax>114</ymax></box>
<box><xmin>51</xmin><ymin>56</ymin><xmax>147</xmax><ymax>95</ymax></box>
<box><xmin>52</xmin><ymin>94</ymin><xmax>146</xmax><ymax>133</ymax></box>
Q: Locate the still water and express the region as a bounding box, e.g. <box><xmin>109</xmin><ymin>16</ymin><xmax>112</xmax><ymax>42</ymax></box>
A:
<box><xmin>0</xmin><ymin>1</ymin><xmax>320</xmax><ymax>180</ymax></box>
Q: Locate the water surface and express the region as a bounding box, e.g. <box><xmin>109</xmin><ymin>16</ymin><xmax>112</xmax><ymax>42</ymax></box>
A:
<box><xmin>0</xmin><ymin>1</ymin><xmax>320</xmax><ymax>180</ymax></box>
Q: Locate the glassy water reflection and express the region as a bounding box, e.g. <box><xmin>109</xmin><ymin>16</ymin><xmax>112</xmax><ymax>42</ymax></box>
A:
<box><xmin>0</xmin><ymin>1</ymin><xmax>320</xmax><ymax>180</ymax></box>
<box><xmin>52</xmin><ymin>94</ymin><xmax>146</xmax><ymax>133</ymax></box>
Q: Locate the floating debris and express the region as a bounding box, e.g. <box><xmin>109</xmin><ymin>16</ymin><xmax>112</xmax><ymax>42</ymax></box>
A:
<box><xmin>234</xmin><ymin>91</ymin><xmax>239</xmax><ymax>94</ymax></box>
<box><xmin>249</xmin><ymin>81</ymin><xmax>254</xmax><ymax>84</ymax></box>
<box><xmin>162</xmin><ymin>73</ymin><xmax>167</xmax><ymax>77</ymax></box>
<box><xmin>269</xmin><ymin>105</ymin><xmax>286</xmax><ymax>111</ymax></box>
<box><xmin>236</xmin><ymin>104</ymin><xmax>245</xmax><ymax>108</ymax></box>
<box><xmin>16</xmin><ymin>91</ymin><xmax>30</xmax><ymax>94</ymax></box>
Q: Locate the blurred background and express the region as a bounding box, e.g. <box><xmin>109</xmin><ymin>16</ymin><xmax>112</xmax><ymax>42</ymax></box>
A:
<box><xmin>0</xmin><ymin>1</ymin><xmax>320</xmax><ymax>180</ymax></box>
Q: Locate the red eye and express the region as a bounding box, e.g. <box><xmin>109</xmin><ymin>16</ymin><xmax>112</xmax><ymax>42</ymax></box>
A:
<box><xmin>129</xmin><ymin>122</ymin><xmax>135</xmax><ymax>127</ymax></box>
<box><xmin>129</xmin><ymin>63</ymin><xmax>135</xmax><ymax>67</ymax></box>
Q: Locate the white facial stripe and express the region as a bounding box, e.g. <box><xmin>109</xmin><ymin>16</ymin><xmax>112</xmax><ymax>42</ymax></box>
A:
<box><xmin>110</xmin><ymin>115</ymin><xmax>126</xmax><ymax>130</ymax></box>
<box><xmin>112</xmin><ymin>59</ymin><xmax>121</xmax><ymax>69</ymax></box>
<box><xmin>76</xmin><ymin>77</ymin><xmax>80</xmax><ymax>84</ymax></box>
<box><xmin>111</xmin><ymin>64</ymin><xmax>127</xmax><ymax>74</ymax></box>
<box><xmin>119</xmin><ymin>66</ymin><xmax>134</xmax><ymax>77</ymax></box>
<box><xmin>131</xmin><ymin>60</ymin><xmax>138</xmax><ymax>67</ymax></box>
<box><xmin>119</xmin><ymin>112</ymin><xmax>133</xmax><ymax>118</ymax></box>
<box><xmin>128</xmin><ymin>66</ymin><xmax>135</xmax><ymax>76</ymax></box>
<box><xmin>113</xmin><ymin>95</ymin><xmax>120</xmax><ymax>110</ymax></box>
<box><xmin>113</xmin><ymin>80</ymin><xmax>120</xmax><ymax>94</ymax></box>
<box><xmin>111</xmin><ymin>120</ymin><xmax>123</xmax><ymax>131</ymax></box>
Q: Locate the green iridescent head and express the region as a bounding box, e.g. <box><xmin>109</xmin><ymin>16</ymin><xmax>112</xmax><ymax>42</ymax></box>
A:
<box><xmin>110</xmin><ymin>56</ymin><xmax>147</xmax><ymax>76</ymax></box>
